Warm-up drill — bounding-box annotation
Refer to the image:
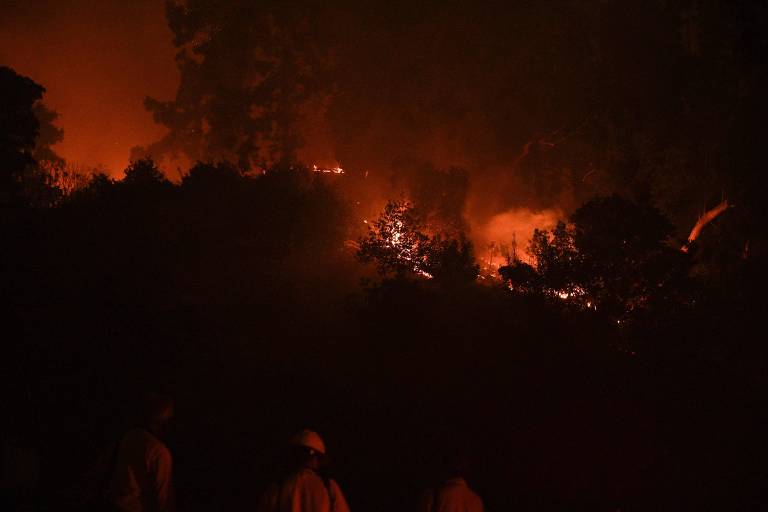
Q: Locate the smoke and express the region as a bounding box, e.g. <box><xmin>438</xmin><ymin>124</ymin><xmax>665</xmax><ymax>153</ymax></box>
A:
<box><xmin>315</xmin><ymin>3</ymin><xmax>629</xmax><ymax>252</ymax></box>
<box><xmin>2</xmin><ymin>0</ymin><xmax>741</xmax><ymax>246</ymax></box>
<box><xmin>473</xmin><ymin>207</ymin><xmax>563</xmax><ymax>266</ymax></box>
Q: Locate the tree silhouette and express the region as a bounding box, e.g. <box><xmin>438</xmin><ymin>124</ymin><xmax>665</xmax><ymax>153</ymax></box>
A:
<box><xmin>503</xmin><ymin>194</ymin><xmax>689</xmax><ymax>322</ymax></box>
<box><xmin>569</xmin><ymin>195</ymin><xmax>681</xmax><ymax>317</ymax></box>
<box><xmin>422</xmin><ymin>234</ymin><xmax>479</xmax><ymax>285</ymax></box>
<box><xmin>529</xmin><ymin>221</ymin><xmax>580</xmax><ymax>296</ymax></box>
<box><xmin>119</xmin><ymin>158</ymin><xmax>173</xmax><ymax>199</ymax></box>
<box><xmin>135</xmin><ymin>1</ymin><xmax>331</xmax><ymax>169</ymax></box>
<box><xmin>181</xmin><ymin>161</ymin><xmax>242</xmax><ymax>191</ymax></box>
<box><xmin>0</xmin><ymin>66</ymin><xmax>45</xmax><ymax>208</ymax></box>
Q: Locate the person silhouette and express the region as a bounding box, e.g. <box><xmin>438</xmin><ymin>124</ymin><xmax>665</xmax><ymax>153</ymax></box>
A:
<box><xmin>105</xmin><ymin>393</ymin><xmax>175</xmax><ymax>512</ymax></box>
<box><xmin>258</xmin><ymin>429</ymin><xmax>350</xmax><ymax>512</ymax></box>
<box><xmin>418</xmin><ymin>450</ymin><xmax>483</xmax><ymax>512</ymax></box>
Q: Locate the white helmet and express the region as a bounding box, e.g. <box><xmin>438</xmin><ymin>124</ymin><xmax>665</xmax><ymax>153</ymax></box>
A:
<box><xmin>291</xmin><ymin>429</ymin><xmax>326</xmax><ymax>455</ymax></box>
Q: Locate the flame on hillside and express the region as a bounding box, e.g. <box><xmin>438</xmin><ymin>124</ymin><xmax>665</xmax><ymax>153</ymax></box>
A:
<box><xmin>387</xmin><ymin>217</ymin><xmax>433</xmax><ymax>279</ymax></box>
<box><xmin>681</xmin><ymin>199</ymin><xmax>729</xmax><ymax>252</ymax></box>
<box><xmin>313</xmin><ymin>164</ymin><xmax>344</xmax><ymax>174</ymax></box>
<box><xmin>474</xmin><ymin>208</ymin><xmax>562</xmax><ymax>276</ymax></box>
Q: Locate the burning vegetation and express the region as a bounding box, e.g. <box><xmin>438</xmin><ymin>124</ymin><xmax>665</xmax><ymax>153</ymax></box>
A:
<box><xmin>357</xmin><ymin>201</ymin><xmax>477</xmax><ymax>282</ymax></box>
<box><xmin>312</xmin><ymin>164</ymin><xmax>344</xmax><ymax>174</ymax></box>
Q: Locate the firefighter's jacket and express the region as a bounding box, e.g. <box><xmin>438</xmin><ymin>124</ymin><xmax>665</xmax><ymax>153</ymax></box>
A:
<box><xmin>418</xmin><ymin>477</ymin><xmax>484</xmax><ymax>512</ymax></box>
<box><xmin>106</xmin><ymin>428</ymin><xmax>174</xmax><ymax>512</ymax></box>
<box><xmin>259</xmin><ymin>468</ymin><xmax>350</xmax><ymax>512</ymax></box>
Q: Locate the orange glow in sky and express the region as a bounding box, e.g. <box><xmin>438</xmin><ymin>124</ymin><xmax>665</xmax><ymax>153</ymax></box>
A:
<box><xmin>0</xmin><ymin>1</ymin><xmax>178</xmax><ymax>176</ymax></box>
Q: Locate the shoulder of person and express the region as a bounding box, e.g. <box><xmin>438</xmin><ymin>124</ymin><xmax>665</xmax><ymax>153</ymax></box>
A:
<box><xmin>294</xmin><ymin>468</ymin><xmax>325</xmax><ymax>485</ymax></box>
<box><xmin>138</xmin><ymin>430</ymin><xmax>171</xmax><ymax>460</ymax></box>
<box><xmin>467</xmin><ymin>486</ymin><xmax>484</xmax><ymax>509</ymax></box>
<box><xmin>295</xmin><ymin>469</ymin><xmax>343</xmax><ymax>495</ymax></box>
<box><xmin>327</xmin><ymin>477</ymin><xmax>345</xmax><ymax>495</ymax></box>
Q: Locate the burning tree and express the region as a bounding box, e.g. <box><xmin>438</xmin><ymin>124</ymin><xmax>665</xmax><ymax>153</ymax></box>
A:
<box><xmin>357</xmin><ymin>201</ymin><xmax>478</xmax><ymax>283</ymax></box>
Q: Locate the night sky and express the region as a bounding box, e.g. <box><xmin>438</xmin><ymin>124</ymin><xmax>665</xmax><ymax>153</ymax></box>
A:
<box><xmin>0</xmin><ymin>0</ymin><xmax>177</xmax><ymax>173</ymax></box>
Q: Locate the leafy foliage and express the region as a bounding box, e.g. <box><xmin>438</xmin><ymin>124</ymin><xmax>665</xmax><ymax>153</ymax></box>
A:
<box><xmin>529</xmin><ymin>221</ymin><xmax>580</xmax><ymax>295</ymax></box>
<box><xmin>135</xmin><ymin>0</ymin><xmax>331</xmax><ymax>169</ymax></box>
<box><xmin>503</xmin><ymin>195</ymin><xmax>690</xmax><ymax>322</ymax></box>
<box><xmin>357</xmin><ymin>201</ymin><xmax>430</xmax><ymax>277</ymax></box>
<box><xmin>423</xmin><ymin>234</ymin><xmax>479</xmax><ymax>284</ymax></box>
<box><xmin>0</xmin><ymin>66</ymin><xmax>68</xmax><ymax>209</ymax></box>
<box><xmin>0</xmin><ymin>66</ymin><xmax>45</xmax><ymax>207</ymax></box>
<box><xmin>357</xmin><ymin>200</ymin><xmax>478</xmax><ymax>283</ymax></box>
<box><xmin>569</xmin><ymin>195</ymin><xmax>682</xmax><ymax>317</ymax></box>
<box><xmin>123</xmin><ymin>157</ymin><xmax>171</xmax><ymax>187</ymax></box>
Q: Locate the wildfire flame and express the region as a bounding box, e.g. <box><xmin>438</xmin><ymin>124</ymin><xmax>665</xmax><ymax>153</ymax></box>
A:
<box><xmin>681</xmin><ymin>199</ymin><xmax>729</xmax><ymax>252</ymax></box>
<box><xmin>313</xmin><ymin>164</ymin><xmax>344</xmax><ymax>174</ymax></box>
<box><xmin>387</xmin><ymin>218</ymin><xmax>433</xmax><ymax>279</ymax></box>
<box><xmin>475</xmin><ymin>208</ymin><xmax>562</xmax><ymax>278</ymax></box>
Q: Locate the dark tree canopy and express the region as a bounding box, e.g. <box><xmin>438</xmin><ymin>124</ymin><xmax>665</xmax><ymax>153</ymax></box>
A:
<box><xmin>0</xmin><ymin>66</ymin><xmax>67</xmax><ymax>209</ymax></box>
<box><xmin>134</xmin><ymin>0</ymin><xmax>331</xmax><ymax>169</ymax></box>
<box><xmin>123</xmin><ymin>157</ymin><xmax>172</xmax><ymax>188</ymax></box>
<box><xmin>569</xmin><ymin>195</ymin><xmax>684</xmax><ymax>319</ymax></box>
<box><xmin>181</xmin><ymin>160</ymin><xmax>242</xmax><ymax>190</ymax></box>
<box><xmin>0</xmin><ymin>66</ymin><xmax>45</xmax><ymax>206</ymax></box>
<box><xmin>501</xmin><ymin>195</ymin><xmax>689</xmax><ymax>323</ymax></box>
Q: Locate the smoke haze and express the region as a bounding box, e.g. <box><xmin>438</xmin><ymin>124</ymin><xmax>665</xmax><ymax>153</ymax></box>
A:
<box><xmin>0</xmin><ymin>0</ymin><xmax>178</xmax><ymax>174</ymax></box>
<box><xmin>2</xmin><ymin>1</ymin><xmax>750</xmax><ymax>248</ymax></box>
